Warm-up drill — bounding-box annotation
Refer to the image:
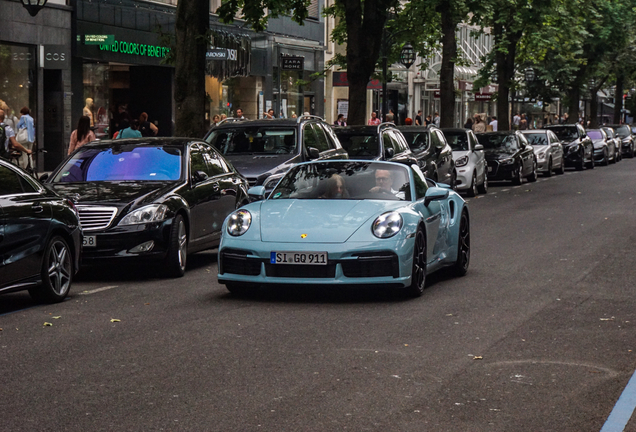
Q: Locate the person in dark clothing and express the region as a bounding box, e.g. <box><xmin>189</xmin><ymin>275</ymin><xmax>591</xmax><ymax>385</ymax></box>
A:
<box><xmin>139</xmin><ymin>112</ymin><xmax>158</xmax><ymax>137</ymax></box>
<box><xmin>464</xmin><ymin>118</ymin><xmax>474</xmax><ymax>129</ymax></box>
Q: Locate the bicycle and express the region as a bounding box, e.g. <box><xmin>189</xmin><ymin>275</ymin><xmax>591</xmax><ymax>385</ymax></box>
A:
<box><xmin>9</xmin><ymin>143</ymin><xmax>47</xmax><ymax>181</ymax></box>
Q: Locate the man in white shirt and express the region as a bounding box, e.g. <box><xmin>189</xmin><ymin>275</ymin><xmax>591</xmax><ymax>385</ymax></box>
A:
<box><xmin>370</xmin><ymin>169</ymin><xmax>406</xmax><ymax>199</ymax></box>
<box><xmin>512</xmin><ymin>113</ymin><xmax>521</xmax><ymax>130</ymax></box>
<box><xmin>434</xmin><ymin>112</ymin><xmax>440</xmax><ymax>127</ymax></box>
<box><xmin>489</xmin><ymin>116</ymin><xmax>498</xmax><ymax>131</ymax></box>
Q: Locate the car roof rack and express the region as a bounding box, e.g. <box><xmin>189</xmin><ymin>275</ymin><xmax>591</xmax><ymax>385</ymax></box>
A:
<box><xmin>296</xmin><ymin>114</ymin><xmax>324</xmax><ymax>124</ymax></box>
<box><xmin>217</xmin><ymin>117</ymin><xmax>245</xmax><ymax>126</ymax></box>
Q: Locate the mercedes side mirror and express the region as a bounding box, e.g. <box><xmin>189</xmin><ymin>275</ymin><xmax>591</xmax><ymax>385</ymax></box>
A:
<box><xmin>307</xmin><ymin>147</ymin><xmax>320</xmax><ymax>160</ymax></box>
<box><xmin>384</xmin><ymin>147</ymin><xmax>395</xmax><ymax>159</ymax></box>
<box><xmin>474</xmin><ymin>144</ymin><xmax>484</xmax><ymax>151</ymax></box>
<box><xmin>192</xmin><ymin>170</ymin><xmax>208</xmax><ymax>183</ymax></box>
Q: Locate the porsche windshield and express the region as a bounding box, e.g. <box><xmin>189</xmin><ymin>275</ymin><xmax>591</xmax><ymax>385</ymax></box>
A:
<box><xmin>51</xmin><ymin>145</ymin><xmax>183</xmax><ymax>183</ymax></box>
<box><xmin>206</xmin><ymin>127</ymin><xmax>297</xmax><ymax>155</ymax></box>
<box><xmin>334</xmin><ymin>133</ymin><xmax>379</xmax><ymax>159</ymax></box>
<box><xmin>523</xmin><ymin>133</ymin><xmax>548</xmax><ymax>146</ymax></box>
<box><xmin>443</xmin><ymin>132</ymin><xmax>469</xmax><ymax>151</ymax></box>
<box><xmin>270</xmin><ymin>162</ymin><xmax>411</xmax><ymax>201</ymax></box>
<box><xmin>547</xmin><ymin>127</ymin><xmax>578</xmax><ymax>141</ymax></box>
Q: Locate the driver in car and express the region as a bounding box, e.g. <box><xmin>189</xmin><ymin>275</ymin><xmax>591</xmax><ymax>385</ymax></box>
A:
<box><xmin>370</xmin><ymin>169</ymin><xmax>405</xmax><ymax>199</ymax></box>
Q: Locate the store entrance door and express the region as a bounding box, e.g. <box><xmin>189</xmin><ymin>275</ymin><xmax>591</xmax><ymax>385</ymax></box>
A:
<box><xmin>130</xmin><ymin>66</ymin><xmax>173</xmax><ymax>137</ymax></box>
<box><xmin>43</xmin><ymin>69</ymin><xmax>64</xmax><ymax>171</ymax></box>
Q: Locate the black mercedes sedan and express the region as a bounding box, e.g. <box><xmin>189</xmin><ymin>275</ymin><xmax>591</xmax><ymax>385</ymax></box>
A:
<box><xmin>476</xmin><ymin>131</ymin><xmax>537</xmax><ymax>184</ymax></box>
<box><xmin>545</xmin><ymin>124</ymin><xmax>594</xmax><ymax>170</ymax></box>
<box><xmin>0</xmin><ymin>158</ymin><xmax>81</xmax><ymax>303</ymax></box>
<box><xmin>45</xmin><ymin>138</ymin><xmax>249</xmax><ymax>277</ymax></box>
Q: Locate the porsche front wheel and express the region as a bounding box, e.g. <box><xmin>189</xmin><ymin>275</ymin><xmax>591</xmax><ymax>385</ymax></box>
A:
<box><xmin>405</xmin><ymin>227</ymin><xmax>427</xmax><ymax>297</ymax></box>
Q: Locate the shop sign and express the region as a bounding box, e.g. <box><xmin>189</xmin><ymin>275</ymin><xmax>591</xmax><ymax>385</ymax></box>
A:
<box><xmin>281</xmin><ymin>56</ymin><xmax>304</xmax><ymax>71</ymax></box>
<box><xmin>84</xmin><ymin>35</ymin><xmax>115</xmax><ymax>45</ymax></box>
<box><xmin>434</xmin><ymin>91</ymin><xmax>440</xmax><ymax>99</ymax></box>
<box><xmin>43</xmin><ymin>45</ymin><xmax>70</xmax><ymax>70</ymax></box>
<box><xmin>459</xmin><ymin>80</ymin><xmax>474</xmax><ymax>91</ymax></box>
<box><xmin>206</xmin><ymin>48</ymin><xmax>228</xmax><ymax>60</ymax></box>
<box><xmin>98</xmin><ymin>39</ymin><xmax>170</xmax><ymax>59</ymax></box>
<box><xmin>474</xmin><ymin>93</ymin><xmax>492</xmax><ymax>101</ymax></box>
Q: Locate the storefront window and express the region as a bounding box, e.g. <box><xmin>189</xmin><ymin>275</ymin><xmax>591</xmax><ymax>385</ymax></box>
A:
<box><xmin>274</xmin><ymin>69</ymin><xmax>309</xmax><ymax>118</ymax></box>
<box><xmin>0</xmin><ymin>42</ymin><xmax>36</xmax><ymax>129</ymax></box>
<box><xmin>83</xmin><ymin>63</ymin><xmax>110</xmax><ymax>138</ymax></box>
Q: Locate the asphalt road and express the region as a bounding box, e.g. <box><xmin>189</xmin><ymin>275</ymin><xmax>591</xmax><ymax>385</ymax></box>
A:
<box><xmin>2</xmin><ymin>159</ymin><xmax>636</xmax><ymax>431</ymax></box>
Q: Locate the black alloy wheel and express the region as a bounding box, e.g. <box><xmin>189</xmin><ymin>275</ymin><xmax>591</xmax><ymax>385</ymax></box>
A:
<box><xmin>576</xmin><ymin>152</ymin><xmax>585</xmax><ymax>170</ymax></box>
<box><xmin>164</xmin><ymin>214</ymin><xmax>188</xmax><ymax>277</ymax></box>
<box><xmin>545</xmin><ymin>158</ymin><xmax>553</xmax><ymax>177</ymax></box>
<box><xmin>602</xmin><ymin>148</ymin><xmax>609</xmax><ymax>166</ymax></box>
<box><xmin>452</xmin><ymin>209</ymin><xmax>470</xmax><ymax>276</ymax></box>
<box><xmin>29</xmin><ymin>236</ymin><xmax>73</xmax><ymax>303</ymax></box>
<box><xmin>630</xmin><ymin>145</ymin><xmax>635</xmax><ymax>158</ymax></box>
<box><xmin>527</xmin><ymin>159</ymin><xmax>538</xmax><ymax>182</ymax></box>
<box><xmin>477</xmin><ymin>172</ymin><xmax>488</xmax><ymax>194</ymax></box>
<box><xmin>512</xmin><ymin>165</ymin><xmax>523</xmax><ymax>185</ymax></box>
<box><xmin>555</xmin><ymin>158</ymin><xmax>565</xmax><ymax>175</ymax></box>
<box><xmin>466</xmin><ymin>172</ymin><xmax>477</xmax><ymax>197</ymax></box>
<box><xmin>450</xmin><ymin>170</ymin><xmax>458</xmax><ymax>191</ymax></box>
<box><xmin>405</xmin><ymin>227</ymin><xmax>427</xmax><ymax>297</ymax></box>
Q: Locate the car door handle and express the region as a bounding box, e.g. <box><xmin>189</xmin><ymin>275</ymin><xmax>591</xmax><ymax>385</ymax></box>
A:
<box><xmin>32</xmin><ymin>205</ymin><xmax>44</xmax><ymax>213</ymax></box>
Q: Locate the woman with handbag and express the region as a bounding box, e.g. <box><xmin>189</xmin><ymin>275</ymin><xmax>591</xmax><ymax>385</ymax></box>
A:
<box><xmin>16</xmin><ymin>107</ymin><xmax>35</xmax><ymax>168</ymax></box>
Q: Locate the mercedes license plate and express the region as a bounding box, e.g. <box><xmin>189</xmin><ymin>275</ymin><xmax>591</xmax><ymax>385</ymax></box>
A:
<box><xmin>270</xmin><ymin>251</ymin><xmax>327</xmax><ymax>265</ymax></box>
<box><xmin>83</xmin><ymin>235</ymin><xmax>96</xmax><ymax>247</ymax></box>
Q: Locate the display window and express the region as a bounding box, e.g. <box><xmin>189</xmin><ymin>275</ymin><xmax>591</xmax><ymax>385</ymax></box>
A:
<box><xmin>83</xmin><ymin>63</ymin><xmax>110</xmax><ymax>138</ymax></box>
<box><xmin>0</xmin><ymin>42</ymin><xmax>37</xmax><ymax>130</ymax></box>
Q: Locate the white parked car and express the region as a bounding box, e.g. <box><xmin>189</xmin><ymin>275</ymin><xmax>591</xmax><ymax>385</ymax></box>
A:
<box><xmin>521</xmin><ymin>130</ymin><xmax>565</xmax><ymax>176</ymax></box>
<box><xmin>441</xmin><ymin>128</ymin><xmax>487</xmax><ymax>197</ymax></box>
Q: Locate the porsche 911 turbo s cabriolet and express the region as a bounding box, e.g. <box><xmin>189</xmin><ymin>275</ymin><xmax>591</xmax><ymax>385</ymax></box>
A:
<box><xmin>217</xmin><ymin>160</ymin><xmax>470</xmax><ymax>297</ymax></box>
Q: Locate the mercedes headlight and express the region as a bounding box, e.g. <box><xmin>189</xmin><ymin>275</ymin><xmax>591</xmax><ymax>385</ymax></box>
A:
<box><xmin>227</xmin><ymin>209</ymin><xmax>252</xmax><ymax>236</ymax></box>
<box><xmin>372</xmin><ymin>211</ymin><xmax>403</xmax><ymax>239</ymax></box>
<box><xmin>263</xmin><ymin>174</ymin><xmax>285</xmax><ymax>190</ymax></box>
<box><xmin>455</xmin><ymin>155</ymin><xmax>469</xmax><ymax>167</ymax></box>
<box><xmin>119</xmin><ymin>204</ymin><xmax>168</xmax><ymax>226</ymax></box>
<box><xmin>537</xmin><ymin>151</ymin><xmax>546</xmax><ymax>160</ymax></box>
<box><xmin>500</xmin><ymin>158</ymin><xmax>514</xmax><ymax>165</ymax></box>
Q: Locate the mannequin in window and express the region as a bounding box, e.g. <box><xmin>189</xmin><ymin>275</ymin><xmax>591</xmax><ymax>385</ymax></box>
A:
<box><xmin>83</xmin><ymin>98</ymin><xmax>94</xmax><ymax>127</ymax></box>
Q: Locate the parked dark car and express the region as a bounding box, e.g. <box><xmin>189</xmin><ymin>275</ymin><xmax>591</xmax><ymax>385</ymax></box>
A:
<box><xmin>0</xmin><ymin>158</ymin><xmax>81</xmax><ymax>303</ymax></box>
<box><xmin>397</xmin><ymin>125</ymin><xmax>457</xmax><ymax>188</ymax></box>
<box><xmin>476</xmin><ymin>131</ymin><xmax>537</xmax><ymax>184</ymax></box>
<box><xmin>45</xmin><ymin>138</ymin><xmax>249</xmax><ymax>277</ymax></box>
<box><xmin>604</xmin><ymin>124</ymin><xmax>634</xmax><ymax>158</ymax></box>
<box><xmin>204</xmin><ymin>116</ymin><xmax>348</xmax><ymax>193</ymax></box>
<box><xmin>544</xmin><ymin>124</ymin><xmax>594</xmax><ymax>170</ymax></box>
<box><xmin>587</xmin><ymin>129</ymin><xmax>616</xmax><ymax>165</ymax></box>
<box><xmin>332</xmin><ymin>123</ymin><xmax>419</xmax><ymax>167</ymax></box>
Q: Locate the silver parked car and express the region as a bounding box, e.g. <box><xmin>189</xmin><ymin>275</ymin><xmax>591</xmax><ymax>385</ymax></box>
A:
<box><xmin>600</xmin><ymin>127</ymin><xmax>623</xmax><ymax>162</ymax></box>
<box><xmin>441</xmin><ymin>128</ymin><xmax>487</xmax><ymax>196</ymax></box>
<box><xmin>521</xmin><ymin>130</ymin><xmax>565</xmax><ymax>176</ymax></box>
<box><xmin>588</xmin><ymin>129</ymin><xmax>616</xmax><ymax>165</ymax></box>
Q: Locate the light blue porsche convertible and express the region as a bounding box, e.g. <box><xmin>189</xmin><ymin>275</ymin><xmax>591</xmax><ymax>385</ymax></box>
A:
<box><xmin>217</xmin><ymin>160</ymin><xmax>470</xmax><ymax>297</ymax></box>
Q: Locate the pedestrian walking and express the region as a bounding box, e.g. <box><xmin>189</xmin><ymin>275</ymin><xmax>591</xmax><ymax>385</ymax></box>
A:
<box><xmin>519</xmin><ymin>114</ymin><xmax>528</xmax><ymax>130</ymax></box>
<box><xmin>472</xmin><ymin>115</ymin><xmax>486</xmax><ymax>133</ymax></box>
<box><xmin>334</xmin><ymin>114</ymin><xmax>347</xmax><ymax>126</ymax></box>
<box><xmin>138</xmin><ymin>112</ymin><xmax>158</xmax><ymax>137</ymax></box>
<box><xmin>116</xmin><ymin>119</ymin><xmax>142</xmax><ymax>139</ymax></box>
<box><xmin>0</xmin><ymin>101</ymin><xmax>19</xmax><ymax>131</ymax></box>
<box><xmin>489</xmin><ymin>116</ymin><xmax>498</xmax><ymax>131</ymax></box>
<box><xmin>211</xmin><ymin>114</ymin><xmax>220</xmax><ymax>126</ymax></box>
<box><xmin>0</xmin><ymin>109</ymin><xmax>32</xmax><ymax>161</ymax></box>
<box><xmin>425</xmin><ymin>115</ymin><xmax>433</xmax><ymax>126</ymax></box>
<box><xmin>512</xmin><ymin>112</ymin><xmax>521</xmax><ymax>130</ymax></box>
<box><xmin>368</xmin><ymin>112</ymin><xmax>381</xmax><ymax>125</ymax></box>
<box><xmin>464</xmin><ymin>118</ymin><xmax>474</xmax><ymax>129</ymax></box>
<box><xmin>16</xmin><ymin>107</ymin><xmax>35</xmax><ymax>168</ymax></box>
<box><xmin>433</xmin><ymin>112</ymin><xmax>441</xmax><ymax>127</ymax></box>
<box><xmin>68</xmin><ymin>116</ymin><xmax>96</xmax><ymax>155</ymax></box>
<box><xmin>415</xmin><ymin>110</ymin><xmax>423</xmax><ymax>126</ymax></box>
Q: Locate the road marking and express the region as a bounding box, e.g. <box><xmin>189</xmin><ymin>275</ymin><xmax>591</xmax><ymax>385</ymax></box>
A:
<box><xmin>600</xmin><ymin>369</ymin><xmax>636</xmax><ymax>432</ymax></box>
<box><xmin>77</xmin><ymin>285</ymin><xmax>119</xmax><ymax>295</ymax></box>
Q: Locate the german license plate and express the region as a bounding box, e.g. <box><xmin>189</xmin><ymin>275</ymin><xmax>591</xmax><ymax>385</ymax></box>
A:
<box><xmin>83</xmin><ymin>235</ymin><xmax>96</xmax><ymax>247</ymax></box>
<box><xmin>487</xmin><ymin>166</ymin><xmax>493</xmax><ymax>172</ymax></box>
<box><xmin>270</xmin><ymin>251</ymin><xmax>327</xmax><ymax>265</ymax></box>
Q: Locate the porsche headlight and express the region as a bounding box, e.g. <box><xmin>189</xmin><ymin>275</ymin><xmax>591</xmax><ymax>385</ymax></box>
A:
<box><xmin>372</xmin><ymin>211</ymin><xmax>403</xmax><ymax>239</ymax></box>
<box><xmin>119</xmin><ymin>204</ymin><xmax>167</xmax><ymax>226</ymax></box>
<box><xmin>227</xmin><ymin>209</ymin><xmax>252</xmax><ymax>236</ymax></box>
<box><xmin>455</xmin><ymin>155</ymin><xmax>469</xmax><ymax>167</ymax></box>
<box><xmin>500</xmin><ymin>158</ymin><xmax>514</xmax><ymax>165</ymax></box>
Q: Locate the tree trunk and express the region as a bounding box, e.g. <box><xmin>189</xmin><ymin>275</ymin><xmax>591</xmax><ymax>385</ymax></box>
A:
<box><xmin>174</xmin><ymin>0</ymin><xmax>209</xmax><ymax>137</ymax></box>
<box><xmin>567</xmin><ymin>87</ymin><xmax>580</xmax><ymax>124</ymax></box>
<box><xmin>614</xmin><ymin>75</ymin><xmax>624</xmax><ymax>124</ymax></box>
<box><xmin>341</xmin><ymin>0</ymin><xmax>387</xmax><ymax>125</ymax></box>
<box><xmin>589</xmin><ymin>90</ymin><xmax>599</xmax><ymax>128</ymax></box>
<box><xmin>492</xmin><ymin>20</ymin><xmax>520</xmax><ymax>132</ymax></box>
<box><xmin>439</xmin><ymin>3</ymin><xmax>456</xmax><ymax>129</ymax></box>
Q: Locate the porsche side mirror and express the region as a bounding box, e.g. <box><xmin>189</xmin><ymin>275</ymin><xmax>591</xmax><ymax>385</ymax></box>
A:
<box><xmin>307</xmin><ymin>147</ymin><xmax>320</xmax><ymax>160</ymax></box>
<box><xmin>424</xmin><ymin>186</ymin><xmax>449</xmax><ymax>206</ymax></box>
<box><xmin>248</xmin><ymin>185</ymin><xmax>267</xmax><ymax>201</ymax></box>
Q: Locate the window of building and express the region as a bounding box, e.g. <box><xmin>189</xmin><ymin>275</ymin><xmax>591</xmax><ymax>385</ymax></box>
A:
<box><xmin>0</xmin><ymin>42</ymin><xmax>37</xmax><ymax>132</ymax></box>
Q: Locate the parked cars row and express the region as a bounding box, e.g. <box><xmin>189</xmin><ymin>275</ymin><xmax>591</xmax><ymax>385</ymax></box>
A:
<box><xmin>2</xmin><ymin>115</ymin><xmax>633</xmax><ymax>302</ymax></box>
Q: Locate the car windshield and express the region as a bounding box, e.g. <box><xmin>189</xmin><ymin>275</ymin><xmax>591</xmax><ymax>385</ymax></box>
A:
<box><xmin>206</xmin><ymin>127</ymin><xmax>297</xmax><ymax>155</ymax></box>
<box><xmin>270</xmin><ymin>161</ymin><xmax>411</xmax><ymax>201</ymax></box>
<box><xmin>547</xmin><ymin>127</ymin><xmax>578</xmax><ymax>141</ymax></box>
<box><xmin>602</xmin><ymin>129</ymin><xmax>614</xmax><ymax>138</ymax></box>
<box><xmin>51</xmin><ymin>145</ymin><xmax>182</xmax><ymax>182</ymax></box>
<box><xmin>523</xmin><ymin>133</ymin><xmax>548</xmax><ymax>146</ymax></box>
<box><xmin>587</xmin><ymin>130</ymin><xmax>603</xmax><ymax>140</ymax></box>
<box><xmin>476</xmin><ymin>134</ymin><xmax>518</xmax><ymax>150</ymax></box>
<box><xmin>333</xmin><ymin>133</ymin><xmax>379</xmax><ymax>159</ymax></box>
<box><xmin>614</xmin><ymin>125</ymin><xmax>631</xmax><ymax>138</ymax></box>
<box><xmin>400</xmin><ymin>132</ymin><xmax>430</xmax><ymax>151</ymax></box>
<box><xmin>443</xmin><ymin>132</ymin><xmax>469</xmax><ymax>151</ymax></box>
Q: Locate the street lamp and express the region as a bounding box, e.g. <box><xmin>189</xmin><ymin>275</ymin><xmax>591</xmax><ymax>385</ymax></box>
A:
<box><xmin>21</xmin><ymin>0</ymin><xmax>48</xmax><ymax>16</ymax></box>
<box><xmin>524</xmin><ymin>67</ymin><xmax>535</xmax><ymax>82</ymax></box>
<box><xmin>400</xmin><ymin>43</ymin><xmax>416</xmax><ymax>69</ymax></box>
